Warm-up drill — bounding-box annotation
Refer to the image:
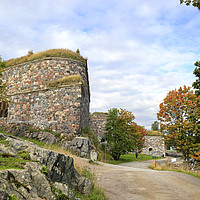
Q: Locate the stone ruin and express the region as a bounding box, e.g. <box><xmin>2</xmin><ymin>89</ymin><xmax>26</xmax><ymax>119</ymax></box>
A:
<box><xmin>1</xmin><ymin>49</ymin><xmax>90</xmax><ymax>137</ymax></box>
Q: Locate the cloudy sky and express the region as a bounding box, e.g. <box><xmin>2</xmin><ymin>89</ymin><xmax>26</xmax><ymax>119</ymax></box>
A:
<box><xmin>0</xmin><ymin>0</ymin><xmax>200</xmax><ymax>129</ymax></box>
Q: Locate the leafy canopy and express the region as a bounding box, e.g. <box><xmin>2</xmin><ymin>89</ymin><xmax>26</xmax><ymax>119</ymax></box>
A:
<box><xmin>105</xmin><ymin>108</ymin><xmax>146</xmax><ymax>160</ymax></box>
<box><xmin>151</xmin><ymin>121</ymin><xmax>159</xmax><ymax>131</ymax></box>
<box><xmin>157</xmin><ymin>86</ymin><xmax>200</xmax><ymax>163</ymax></box>
<box><xmin>192</xmin><ymin>61</ymin><xmax>200</xmax><ymax>96</ymax></box>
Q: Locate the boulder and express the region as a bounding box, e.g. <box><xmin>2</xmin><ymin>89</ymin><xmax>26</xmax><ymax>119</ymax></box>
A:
<box><xmin>69</xmin><ymin>137</ymin><xmax>97</xmax><ymax>161</ymax></box>
<box><xmin>90</xmin><ymin>150</ymin><xmax>98</xmax><ymax>161</ymax></box>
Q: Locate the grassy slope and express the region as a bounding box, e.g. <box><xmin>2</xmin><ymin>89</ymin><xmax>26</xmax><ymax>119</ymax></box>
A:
<box><xmin>6</xmin><ymin>49</ymin><xmax>86</xmax><ymax>67</ymax></box>
<box><xmin>0</xmin><ymin>132</ymin><xmax>107</xmax><ymax>200</ymax></box>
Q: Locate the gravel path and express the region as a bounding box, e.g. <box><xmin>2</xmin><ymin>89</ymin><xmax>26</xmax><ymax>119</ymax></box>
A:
<box><xmin>75</xmin><ymin>158</ymin><xmax>200</xmax><ymax>200</ymax></box>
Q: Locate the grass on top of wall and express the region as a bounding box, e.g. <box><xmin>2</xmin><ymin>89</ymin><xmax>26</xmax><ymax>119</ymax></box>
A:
<box><xmin>6</xmin><ymin>49</ymin><xmax>86</xmax><ymax>67</ymax></box>
<box><xmin>146</xmin><ymin>130</ymin><xmax>163</xmax><ymax>136</ymax></box>
<box><xmin>91</xmin><ymin>112</ymin><xmax>108</xmax><ymax>115</ymax></box>
<box><xmin>48</xmin><ymin>74</ymin><xmax>83</xmax><ymax>87</ymax></box>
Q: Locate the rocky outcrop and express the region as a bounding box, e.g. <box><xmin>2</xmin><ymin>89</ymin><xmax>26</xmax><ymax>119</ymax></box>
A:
<box><xmin>0</xmin><ymin>120</ymin><xmax>98</xmax><ymax>162</ymax></box>
<box><xmin>0</xmin><ymin>120</ymin><xmax>59</xmax><ymax>145</ymax></box>
<box><xmin>69</xmin><ymin>137</ymin><xmax>97</xmax><ymax>161</ymax></box>
<box><xmin>0</xmin><ymin>133</ymin><xmax>93</xmax><ymax>200</ymax></box>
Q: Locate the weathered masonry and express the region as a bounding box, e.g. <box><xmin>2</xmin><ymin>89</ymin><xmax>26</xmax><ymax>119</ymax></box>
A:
<box><xmin>89</xmin><ymin>112</ymin><xmax>108</xmax><ymax>141</ymax></box>
<box><xmin>142</xmin><ymin>135</ymin><xmax>165</xmax><ymax>157</ymax></box>
<box><xmin>2</xmin><ymin>49</ymin><xmax>90</xmax><ymax>135</ymax></box>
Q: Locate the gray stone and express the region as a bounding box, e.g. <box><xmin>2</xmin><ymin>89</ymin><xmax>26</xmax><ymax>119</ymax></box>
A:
<box><xmin>78</xmin><ymin>177</ymin><xmax>93</xmax><ymax>195</ymax></box>
<box><xmin>0</xmin><ymin>133</ymin><xmax>6</xmax><ymax>139</ymax></box>
<box><xmin>0</xmin><ymin>143</ymin><xmax>18</xmax><ymax>156</ymax></box>
<box><xmin>0</xmin><ymin>168</ymin><xmax>54</xmax><ymax>200</ymax></box>
<box><xmin>53</xmin><ymin>182</ymin><xmax>76</xmax><ymax>200</ymax></box>
<box><xmin>0</xmin><ymin>133</ymin><xmax>93</xmax><ymax>199</ymax></box>
<box><xmin>0</xmin><ymin>190</ymin><xmax>9</xmax><ymax>200</ymax></box>
<box><xmin>90</xmin><ymin>150</ymin><xmax>98</xmax><ymax>161</ymax></box>
<box><xmin>69</xmin><ymin>137</ymin><xmax>97</xmax><ymax>161</ymax></box>
<box><xmin>2</xmin><ymin>56</ymin><xmax>90</xmax><ymax>135</ymax></box>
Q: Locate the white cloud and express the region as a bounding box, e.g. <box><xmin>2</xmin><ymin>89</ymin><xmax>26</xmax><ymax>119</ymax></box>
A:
<box><xmin>0</xmin><ymin>0</ymin><xmax>199</xmax><ymax>129</ymax></box>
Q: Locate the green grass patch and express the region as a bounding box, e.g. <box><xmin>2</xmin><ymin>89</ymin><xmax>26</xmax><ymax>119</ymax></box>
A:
<box><xmin>0</xmin><ymin>132</ymin><xmax>107</xmax><ymax>199</ymax></box>
<box><xmin>0</xmin><ymin>131</ymin><xmax>61</xmax><ymax>149</ymax></box>
<box><xmin>0</xmin><ymin>151</ymin><xmax>31</xmax><ymax>170</ymax></box>
<box><xmin>174</xmin><ymin>170</ymin><xmax>200</xmax><ymax>179</ymax></box>
<box><xmin>6</xmin><ymin>49</ymin><xmax>86</xmax><ymax>67</ymax></box>
<box><xmin>18</xmin><ymin>136</ymin><xmax>62</xmax><ymax>150</ymax></box>
<box><xmin>28</xmin><ymin>127</ymin><xmax>60</xmax><ymax>138</ymax></box>
<box><xmin>109</xmin><ymin>154</ymin><xmax>164</xmax><ymax>165</ymax></box>
<box><xmin>91</xmin><ymin>112</ymin><xmax>108</xmax><ymax>115</ymax></box>
<box><xmin>0</xmin><ymin>137</ymin><xmax>9</xmax><ymax>146</ymax></box>
<box><xmin>72</xmin><ymin>186</ymin><xmax>107</xmax><ymax>200</ymax></box>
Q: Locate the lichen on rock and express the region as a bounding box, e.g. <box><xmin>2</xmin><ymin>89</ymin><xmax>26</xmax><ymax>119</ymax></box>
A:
<box><xmin>0</xmin><ymin>133</ymin><xmax>93</xmax><ymax>200</ymax></box>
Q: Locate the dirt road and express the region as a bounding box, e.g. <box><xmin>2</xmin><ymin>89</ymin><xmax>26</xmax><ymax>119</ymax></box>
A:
<box><xmin>75</xmin><ymin>158</ymin><xmax>200</xmax><ymax>200</ymax></box>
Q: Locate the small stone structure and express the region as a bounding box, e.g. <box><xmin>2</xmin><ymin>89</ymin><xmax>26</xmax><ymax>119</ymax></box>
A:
<box><xmin>142</xmin><ymin>135</ymin><xmax>165</xmax><ymax>157</ymax></box>
<box><xmin>1</xmin><ymin>49</ymin><xmax>90</xmax><ymax>136</ymax></box>
<box><xmin>89</xmin><ymin>112</ymin><xmax>108</xmax><ymax>141</ymax></box>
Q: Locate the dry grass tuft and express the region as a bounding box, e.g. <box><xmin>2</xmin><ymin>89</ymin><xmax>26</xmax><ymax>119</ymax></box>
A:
<box><xmin>6</xmin><ymin>49</ymin><xmax>86</xmax><ymax>66</ymax></box>
<box><xmin>48</xmin><ymin>74</ymin><xmax>83</xmax><ymax>87</ymax></box>
<box><xmin>149</xmin><ymin>160</ymin><xmax>200</xmax><ymax>179</ymax></box>
<box><xmin>146</xmin><ymin>130</ymin><xmax>163</xmax><ymax>136</ymax></box>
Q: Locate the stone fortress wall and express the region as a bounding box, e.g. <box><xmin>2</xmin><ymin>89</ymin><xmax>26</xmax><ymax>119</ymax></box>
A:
<box><xmin>1</xmin><ymin>49</ymin><xmax>165</xmax><ymax>157</ymax></box>
<box><xmin>2</xmin><ymin>54</ymin><xmax>90</xmax><ymax>135</ymax></box>
<box><xmin>90</xmin><ymin>113</ymin><xmax>165</xmax><ymax>157</ymax></box>
<box><xmin>89</xmin><ymin>112</ymin><xmax>108</xmax><ymax>140</ymax></box>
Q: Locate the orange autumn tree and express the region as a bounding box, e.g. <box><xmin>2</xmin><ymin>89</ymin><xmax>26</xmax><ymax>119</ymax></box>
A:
<box><xmin>157</xmin><ymin>86</ymin><xmax>200</xmax><ymax>164</ymax></box>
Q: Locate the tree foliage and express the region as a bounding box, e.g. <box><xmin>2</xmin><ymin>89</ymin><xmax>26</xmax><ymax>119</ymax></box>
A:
<box><xmin>180</xmin><ymin>0</ymin><xmax>200</xmax><ymax>10</ymax></box>
<box><xmin>192</xmin><ymin>61</ymin><xmax>200</xmax><ymax>96</ymax></box>
<box><xmin>105</xmin><ymin>108</ymin><xmax>146</xmax><ymax>160</ymax></box>
<box><xmin>151</xmin><ymin>121</ymin><xmax>159</xmax><ymax>131</ymax></box>
<box><xmin>157</xmin><ymin>86</ymin><xmax>200</xmax><ymax>163</ymax></box>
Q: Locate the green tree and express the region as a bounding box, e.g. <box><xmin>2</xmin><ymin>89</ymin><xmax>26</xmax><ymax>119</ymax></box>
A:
<box><xmin>192</xmin><ymin>61</ymin><xmax>200</xmax><ymax>96</ymax></box>
<box><xmin>157</xmin><ymin>86</ymin><xmax>200</xmax><ymax>163</ymax></box>
<box><xmin>105</xmin><ymin>108</ymin><xmax>146</xmax><ymax>160</ymax></box>
<box><xmin>151</xmin><ymin>121</ymin><xmax>159</xmax><ymax>131</ymax></box>
<box><xmin>180</xmin><ymin>0</ymin><xmax>200</xmax><ymax>10</ymax></box>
